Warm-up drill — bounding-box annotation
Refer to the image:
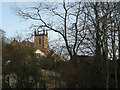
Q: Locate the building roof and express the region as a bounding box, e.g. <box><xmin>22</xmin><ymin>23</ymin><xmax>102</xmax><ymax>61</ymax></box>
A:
<box><xmin>49</xmin><ymin>50</ymin><xmax>64</xmax><ymax>61</ymax></box>
<box><xmin>10</xmin><ymin>39</ymin><xmax>34</xmax><ymax>48</ymax></box>
<box><xmin>34</xmin><ymin>49</ymin><xmax>45</xmax><ymax>56</ymax></box>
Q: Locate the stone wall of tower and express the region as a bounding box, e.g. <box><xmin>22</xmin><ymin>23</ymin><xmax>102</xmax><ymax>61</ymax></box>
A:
<box><xmin>44</xmin><ymin>35</ymin><xmax>48</xmax><ymax>50</ymax></box>
<box><xmin>34</xmin><ymin>30</ymin><xmax>48</xmax><ymax>53</ymax></box>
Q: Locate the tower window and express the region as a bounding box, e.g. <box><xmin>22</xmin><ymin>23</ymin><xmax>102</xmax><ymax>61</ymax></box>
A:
<box><xmin>39</xmin><ymin>38</ymin><xmax>41</xmax><ymax>44</ymax></box>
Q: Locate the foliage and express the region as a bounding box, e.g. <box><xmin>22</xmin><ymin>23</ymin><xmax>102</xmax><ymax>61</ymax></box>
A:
<box><xmin>2</xmin><ymin>44</ymin><xmax>42</xmax><ymax>88</ymax></box>
<box><xmin>39</xmin><ymin>54</ymin><xmax>54</xmax><ymax>70</ymax></box>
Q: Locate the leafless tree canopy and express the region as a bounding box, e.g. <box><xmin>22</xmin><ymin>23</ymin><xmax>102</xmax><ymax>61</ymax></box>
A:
<box><xmin>14</xmin><ymin>1</ymin><xmax>120</xmax><ymax>59</ymax></box>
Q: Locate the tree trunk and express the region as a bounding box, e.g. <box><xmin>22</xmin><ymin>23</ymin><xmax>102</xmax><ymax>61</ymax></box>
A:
<box><xmin>118</xmin><ymin>22</ymin><xmax>120</xmax><ymax>59</ymax></box>
<box><xmin>102</xmin><ymin>19</ymin><xmax>109</xmax><ymax>89</ymax></box>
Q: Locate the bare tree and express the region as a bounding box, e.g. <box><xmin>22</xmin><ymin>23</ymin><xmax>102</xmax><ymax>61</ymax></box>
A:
<box><xmin>14</xmin><ymin>1</ymin><xmax>88</xmax><ymax>59</ymax></box>
<box><xmin>84</xmin><ymin>2</ymin><xmax>119</xmax><ymax>88</ymax></box>
<box><xmin>13</xmin><ymin>1</ymin><xmax>120</xmax><ymax>88</ymax></box>
<box><xmin>13</xmin><ymin>1</ymin><xmax>90</xmax><ymax>87</ymax></box>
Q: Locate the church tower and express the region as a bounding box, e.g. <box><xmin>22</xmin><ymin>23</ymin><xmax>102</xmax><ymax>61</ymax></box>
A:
<box><xmin>34</xmin><ymin>30</ymin><xmax>48</xmax><ymax>53</ymax></box>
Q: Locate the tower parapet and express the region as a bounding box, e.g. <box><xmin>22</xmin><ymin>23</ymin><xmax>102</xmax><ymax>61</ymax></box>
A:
<box><xmin>34</xmin><ymin>30</ymin><xmax>48</xmax><ymax>37</ymax></box>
